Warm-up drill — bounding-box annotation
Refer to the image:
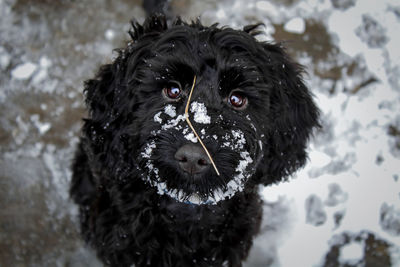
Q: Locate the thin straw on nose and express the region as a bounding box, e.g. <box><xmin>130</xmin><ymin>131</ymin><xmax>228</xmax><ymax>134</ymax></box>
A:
<box><xmin>184</xmin><ymin>76</ymin><xmax>220</xmax><ymax>176</ymax></box>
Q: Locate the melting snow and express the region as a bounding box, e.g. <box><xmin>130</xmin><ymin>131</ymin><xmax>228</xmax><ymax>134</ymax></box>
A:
<box><xmin>161</xmin><ymin>115</ymin><xmax>186</xmax><ymax>130</ymax></box>
<box><xmin>184</xmin><ymin>132</ymin><xmax>198</xmax><ymax>143</ymax></box>
<box><xmin>236</xmin><ymin>151</ymin><xmax>253</xmax><ymax>175</ymax></box>
<box><xmin>141</xmin><ymin>141</ymin><xmax>156</xmax><ymax>159</ymax></box>
<box><xmin>142</xmin><ymin>101</ymin><xmax>255</xmax><ymax>205</ymax></box>
<box><xmin>104</xmin><ymin>29</ymin><xmax>115</xmax><ymax>40</ymax></box>
<box><xmin>283</xmin><ymin>17</ymin><xmax>306</xmax><ymax>34</ymax></box>
<box><xmin>339</xmin><ymin>243</ymin><xmax>364</xmax><ymax>265</ymax></box>
<box><xmin>154</xmin><ymin>112</ymin><xmax>162</xmax><ymax>123</ymax></box>
<box><xmin>164</xmin><ymin>104</ymin><xmax>176</xmax><ymax>117</ymax></box>
<box><xmin>0</xmin><ymin>46</ymin><xmax>11</xmax><ymax>69</ymax></box>
<box><xmin>30</xmin><ymin>115</ymin><xmax>51</xmax><ymax>135</ymax></box>
<box><xmin>221</xmin><ymin>129</ymin><xmax>247</xmax><ymax>150</ymax></box>
<box><xmin>190</xmin><ymin>101</ymin><xmax>211</xmax><ymax>124</ymax></box>
<box><xmin>11</xmin><ymin>62</ymin><xmax>37</xmax><ymax>80</ymax></box>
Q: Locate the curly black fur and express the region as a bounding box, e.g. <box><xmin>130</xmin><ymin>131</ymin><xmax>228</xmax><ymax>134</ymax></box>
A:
<box><xmin>70</xmin><ymin>14</ymin><xmax>320</xmax><ymax>267</ymax></box>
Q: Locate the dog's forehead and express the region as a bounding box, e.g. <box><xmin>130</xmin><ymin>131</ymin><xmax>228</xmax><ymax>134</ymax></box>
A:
<box><xmin>152</xmin><ymin>25</ymin><xmax>260</xmax><ymax>70</ymax></box>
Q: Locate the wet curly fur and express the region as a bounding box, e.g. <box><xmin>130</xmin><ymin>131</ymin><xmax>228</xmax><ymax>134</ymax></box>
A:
<box><xmin>70</xmin><ymin>14</ymin><xmax>319</xmax><ymax>267</ymax></box>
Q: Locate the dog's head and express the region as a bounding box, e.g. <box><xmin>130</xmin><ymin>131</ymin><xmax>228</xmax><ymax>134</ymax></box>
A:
<box><xmin>82</xmin><ymin>15</ymin><xmax>319</xmax><ymax>205</ymax></box>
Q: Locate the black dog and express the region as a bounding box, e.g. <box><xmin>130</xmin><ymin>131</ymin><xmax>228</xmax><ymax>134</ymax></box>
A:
<box><xmin>70</xmin><ymin>14</ymin><xmax>319</xmax><ymax>267</ymax></box>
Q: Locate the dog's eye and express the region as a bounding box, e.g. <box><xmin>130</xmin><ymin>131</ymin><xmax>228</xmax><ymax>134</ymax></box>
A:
<box><xmin>228</xmin><ymin>91</ymin><xmax>247</xmax><ymax>109</ymax></box>
<box><xmin>163</xmin><ymin>83</ymin><xmax>182</xmax><ymax>100</ymax></box>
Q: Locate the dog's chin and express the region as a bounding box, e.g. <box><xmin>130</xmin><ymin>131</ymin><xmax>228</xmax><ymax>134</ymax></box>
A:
<box><xmin>138</xmin><ymin>158</ymin><xmax>257</xmax><ymax>205</ymax></box>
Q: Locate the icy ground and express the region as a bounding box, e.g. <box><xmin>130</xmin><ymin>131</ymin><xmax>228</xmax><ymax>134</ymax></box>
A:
<box><xmin>1</xmin><ymin>0</ymin><xmax>399</xmax><ymax>266</ymax></box>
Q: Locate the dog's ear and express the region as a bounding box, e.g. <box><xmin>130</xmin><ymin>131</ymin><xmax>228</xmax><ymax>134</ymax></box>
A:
<box><xmin>82</xmin><ymin>51</ymin><xmax>141</xmax><ymax>183</ymax></box>
<box><xmin>81</xmin><ymin>61</ymin><xmax>120</xmax><ymax>165</ymax></box>
<box><xmin>81</xmin><ymin>15</ymin><xmax>170</xmax><ymax>180</ymax></box>
<box><xmin>84</xmin><ymin>14</ymin><xmax>170</xmax><ymax>133</ymax></box>
<box><xmin>256</xmin><ymin>43</ymin><xmax>320</xmax><ymax>185</ymax></box>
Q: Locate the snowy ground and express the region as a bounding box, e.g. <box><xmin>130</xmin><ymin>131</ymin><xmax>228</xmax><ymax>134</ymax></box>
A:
<box><xmin>1</xmin><ymin>0</ymin><xmax>399</xmax><ymax>266</ymax></box>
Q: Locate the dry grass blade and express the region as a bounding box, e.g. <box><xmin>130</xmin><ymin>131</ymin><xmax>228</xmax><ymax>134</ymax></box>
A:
<box><xmin>185</xmin><ymin>76</ymin><xmax>220</xmax><ymax>176</ymax></box>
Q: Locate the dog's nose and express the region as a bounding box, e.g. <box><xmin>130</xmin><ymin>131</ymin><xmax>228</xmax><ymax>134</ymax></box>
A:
<box><xmin>174</xmin><ymin>144</ymin><xmax>211</xmax><ymax>174</ymax></box>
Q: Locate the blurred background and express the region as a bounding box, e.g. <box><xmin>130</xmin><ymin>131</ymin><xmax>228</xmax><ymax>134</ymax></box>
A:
<box><xmin>0</xmin><ymin>0</ymin><xmax>399</xmax><ymax>266</ymax></box>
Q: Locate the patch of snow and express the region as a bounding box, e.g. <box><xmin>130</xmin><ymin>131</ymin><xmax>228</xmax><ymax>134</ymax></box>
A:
<box><xmin>164</xmin><ymin>104</ymin><xmax>176</xmax><ymax>118</ymax></box>
<box><xmin>284</xmin><ymin>17</ymin><xmax>306</xmax><ymax>34</ymax></box>
<box><xmin>307</xmin><ymin>149</ymin><xmax>331</xmax><ymax>168</ymax></box>
<box><xmin>154</xmin><ymin>111</ymin><xmax>162</xmax><ymax>123</ymax></box>
<box><xmin>0</xmin><ymin>46</ymin><xmax>11</xmax><ymax>69</ymax></box>
<box><xmin>236</xmin><ymin>151</ymin><xmax>253</xmax><ymax>175</ymax></box>
<box><xmin>141</xmin><ymin>141</ymin><xmax>156</xmax><ymax>159</ymax></box>
<box><xmin>37</xmin><ymin>122</ymin><xmax>51</xmax><ymax>135</ymax></box>
<box><xmin>255</xmin><ymin>1</ymin><xmax>278</xmax><ymax>13</ymax></box>
<box><xmin>105</xmin><ymin>29</ymin><xmax>115</xmax><ymax>40</ymax></box>
<box><xmin>190</xmin><ymin>101</ymin><xmax>211</xmax><ymax>124</ymax></box>
<box><xmin>221</xmin><ymin>129</ymin><xmax>247</xmax><ymax>150</ymax></box>
<box><xmin>339</xmin><ymin>242</ymin><xmax>364</xmax><ymax>265</ymax></box>
<box><xmin>32</xmin><ymin>69</ymin><xmax>48</xmax><ymax>84</ymax></box>
<box><xmin>223</xmin><ymin>151</ymin><xmax>254</xmax><ymax>200</ymax></box>
<box><xmin>232</xmin><ymin>130</ymin><xmax>246</xmax><ymax>147</ymax></box>
<box><xmin>184</xmin><ymin>132</ymin><xmax>198</xmax><ymax>143</ymax></box>
<box><xmin>161</xmin><ymin>115</ymin><xmax>186</xmax><ymax>130</ymax></box>
<box><xmin>39</xmin><ymin>56</ymin><xmax>52</xmax><ymax>68</ymax></box>
<box><xmin>11</xmin><ymin>62</ymin><xmax>37</xmax><ymax>80</ymax></box>
<box><xmin>187</xmin><ymin>193</ymin><xmax>202</xmax><ymax>205</ymax></box>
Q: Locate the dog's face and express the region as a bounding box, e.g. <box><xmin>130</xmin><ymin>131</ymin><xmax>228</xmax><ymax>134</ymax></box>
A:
<box><xmin>135</xmin><ymin>42</ymin><xmax>265</xmax><ymax>204</ymax></box>
<box><xmin>83</xmin><ymin>16</ymin><xmax>319</xmax><ymax>205</ymax></box>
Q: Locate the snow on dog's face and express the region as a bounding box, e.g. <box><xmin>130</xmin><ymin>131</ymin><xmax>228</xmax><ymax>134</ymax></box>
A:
<box><xmin>129</xmin><ymin>28</ymin><xmax>273</xmax><ymax>205</ymax></box>
<box><xmin>83</xmin><ymin>16</ymin><xmax>319</xmax><ymax>205</ymax></box>
<box><xmin>138</xmin><ymin>96</ymin><xmax>262</xmax><ymax>204</ymax></box>
<box><xmin>136</xmin><ymin>57</ymin><xmax>266</xmax><ymax>203</ymax></box>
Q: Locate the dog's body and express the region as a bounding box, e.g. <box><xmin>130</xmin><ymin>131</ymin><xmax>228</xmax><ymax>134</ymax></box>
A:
<box><xmin>71</xmin><ymin>14</ymin><xmax>319</xmax><ymax>267</ymax></box>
